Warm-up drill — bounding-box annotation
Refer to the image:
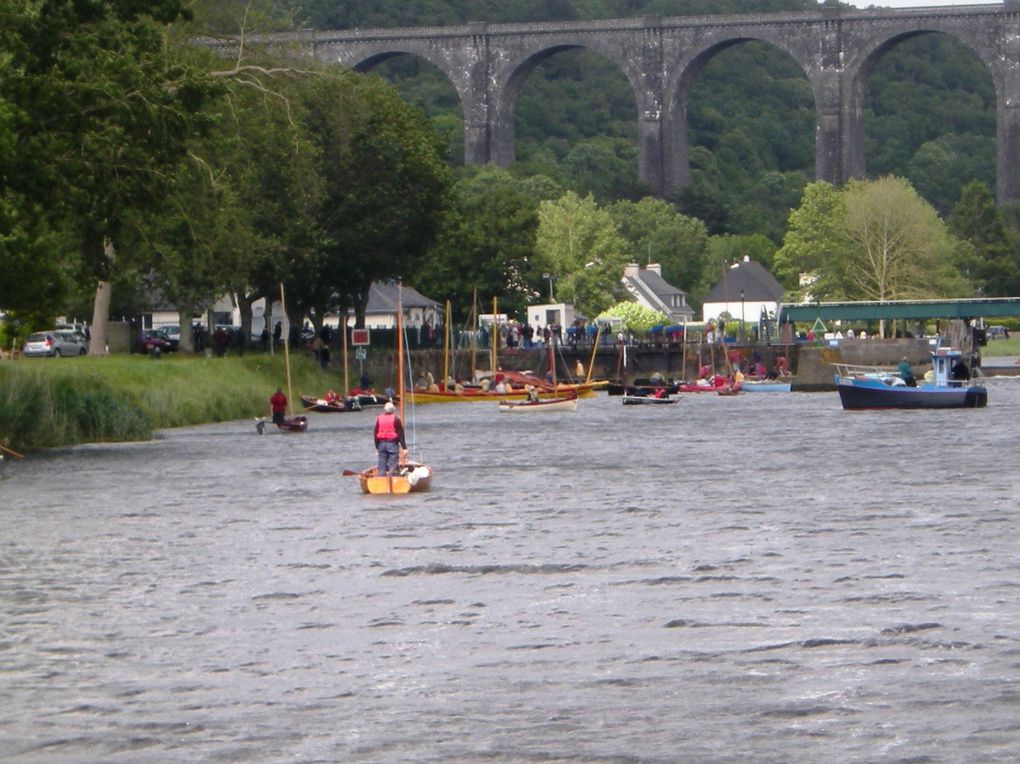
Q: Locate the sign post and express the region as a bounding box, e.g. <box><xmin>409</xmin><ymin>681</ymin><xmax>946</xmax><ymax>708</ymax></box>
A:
<box><xmin>351</xmin><ymin>328</ymin><xmax>370</xmax><ymax>385</ymax></box>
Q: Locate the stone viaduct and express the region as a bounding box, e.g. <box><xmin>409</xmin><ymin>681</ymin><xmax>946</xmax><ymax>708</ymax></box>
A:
<box><xmin>253</xmin><ymin>3</ymin><xmax>1020</xmax><ymax>201</ymax></box>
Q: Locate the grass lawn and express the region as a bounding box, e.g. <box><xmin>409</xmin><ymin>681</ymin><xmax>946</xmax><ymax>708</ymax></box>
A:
<box><xmin>982</xmin><ymin>337</ymin><xmax>1020</xmax><ymax>357</ymax></box>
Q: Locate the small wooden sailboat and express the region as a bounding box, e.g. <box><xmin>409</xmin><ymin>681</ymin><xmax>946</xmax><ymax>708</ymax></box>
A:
<box><xmin>300</xmin><ymin>393</ymin><xmax>362</xmax><ymax>412</ymax></box>
<box><xmin>498</xmin><ymin>393</ymin><xmax>579</xmax><ymax>413</ymax></box>
<box><xmin>497</xmin><ymin>333</ymin><xmax>580</xmax><ymax>413</ymax></box>
<box><xmin>257</xmin><ymin>284</ymin><xmax>309</xmax><ymax>434</ymax></box>
<box><xmin>356</xmin><ymin>284</ymin><xmax>433</xmax><ymax>494</ymax></box>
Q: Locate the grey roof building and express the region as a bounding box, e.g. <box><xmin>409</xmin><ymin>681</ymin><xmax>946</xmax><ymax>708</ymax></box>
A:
<box><xmin>621</xmin><ymin>263</ymin><xmax>695</xmax><ymax>323</ymax></box>
<box><xmin>702</xmin><ymin>257</ymin><xmax>786</xmax><ymax>323</ymax></box>
<box><xmin>356</xmin><ymin>281</ymin><xmax>442</xmax><ymax>329</ymax></box>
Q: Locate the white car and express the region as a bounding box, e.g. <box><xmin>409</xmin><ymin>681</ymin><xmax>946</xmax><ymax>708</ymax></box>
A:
<box><xmin>23</xmin><ymin>330</ymin><xmax>88</xmax><ymax>357</ymax></box>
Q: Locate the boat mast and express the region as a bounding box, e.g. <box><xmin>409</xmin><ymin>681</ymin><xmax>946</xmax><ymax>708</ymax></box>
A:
<box><xmin>470</xmin><ymin>287</ymin><xmax>478</xmax><ymax>384</ymax></box>
<box><xmin>397</xmin><ymin>283</ymin><xmax>405</xmax><ymax>423</ymax></box>
<box><xmin>279</xmin><ymin>282</ymin><xmax>293</xmax><ymax>416</ymax></box>
<box><xmin>491</xmin><ymin>295</ymin><xmax>498</xmax><ymax>378</ymax></box>
<box><xmin>585</xmin><ymin>322</ymin><xmax>601</xmax><ymax>383</ymax></box>
<box><xmin>342</xmin><ymin>307</ymin><xmax>349</xmax><ymax>396</ymax></box>
<box><xmin>443</xmin><ymin>300</ymin><xmax>451</xmax><ymax>390</ymax></box>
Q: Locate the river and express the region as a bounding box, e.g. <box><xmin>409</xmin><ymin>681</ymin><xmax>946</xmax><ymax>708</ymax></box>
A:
<box><xmin>2</xmin><ymin>379</ymin><xmax>1020</xmax><ymax>763</ymax></box>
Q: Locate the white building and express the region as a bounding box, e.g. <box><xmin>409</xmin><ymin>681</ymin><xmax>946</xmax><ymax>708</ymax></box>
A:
<box><xmin>701</xmin><ymin>256</ymin><xmax>786</xmax><ymax>325</ymax></box>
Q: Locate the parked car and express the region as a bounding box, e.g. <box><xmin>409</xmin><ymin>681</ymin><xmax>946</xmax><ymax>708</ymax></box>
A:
<box><xmin>23</xmin><ymin>330</ymin><xmax>87</xmax><ymax>358</ymax></box>
<box><xmin>156</xmin><ymin>325</ymin><xmax>181</xmax><ymax>349</ymax></box>
<box><xmin>138</xmin><ymin>328</ymin><xmax>177</xmax><ymax>354</ymax></box>
<box><xmin>987</xmin><ymin>325</ymin><xmax>1008</xmax><ymax>340</ymax></box>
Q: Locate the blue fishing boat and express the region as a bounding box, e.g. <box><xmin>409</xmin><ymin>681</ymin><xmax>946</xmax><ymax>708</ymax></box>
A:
<box><xmin>834</xmin><ymin>348</ymin><xmax>987</xmax><ymax>410</ymax></box>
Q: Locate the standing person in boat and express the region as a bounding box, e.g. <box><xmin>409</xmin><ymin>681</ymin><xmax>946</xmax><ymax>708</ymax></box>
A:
<box><xmin>373</xmin><ymin>401</ymin><xmax>406</xmax><ymax>477</ymax></box>
<box><xmin>950</xmin><ymin>358</ymin><xmax>970</xmax><ymax>386</ymax></box>
<box><xmin>269</xmin><ymin>388</ymin><xmax>288</xmax><ymax>426</ymax></box>
<box><xmin>898</xmin><ymin>356</ymin><xmax>916</xmax><ymax>387</ymax></box>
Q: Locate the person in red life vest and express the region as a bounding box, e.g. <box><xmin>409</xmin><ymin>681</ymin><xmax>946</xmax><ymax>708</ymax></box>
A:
<box><xmin>269</xmin><ymin>388</ymin><xmax>288</xmax><ymax>425</ymax></box>
<box><xmin>374</xmin><ymin>401</ymin><xmax>406</xmax><ymax>476</ymax></box>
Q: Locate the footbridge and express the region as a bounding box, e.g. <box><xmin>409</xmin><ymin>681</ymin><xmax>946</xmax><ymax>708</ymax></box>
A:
<box><xmin>779</xmin><ymin>297</ymin><xmax>1020</xmax><ymax>324</ymax></box>
<box><xmin>241</xmin><ymin>3</ymin><xmax>1020</xmax><ymax>199</ymax></box>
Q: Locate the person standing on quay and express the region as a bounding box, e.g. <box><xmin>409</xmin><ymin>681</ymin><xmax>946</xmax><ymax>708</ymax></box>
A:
<box><xmin>374</xmin><ymin>401</ymin><xmax>406</xmax><ymax>477</ymax></box>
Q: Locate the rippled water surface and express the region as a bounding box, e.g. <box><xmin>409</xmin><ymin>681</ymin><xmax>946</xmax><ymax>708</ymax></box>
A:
<box><xmin>3</xmin><ymin>380</ymin><xmax>1020</xmax><ymax>763</ymax></box>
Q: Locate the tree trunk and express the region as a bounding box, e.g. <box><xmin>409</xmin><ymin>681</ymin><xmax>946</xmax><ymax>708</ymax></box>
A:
<box><xmin>89</xmin><ymin>280</ymin><xmax>112</xmax><ymax>355</ymax></box>
<box><xmin>238</xmin><ymin>295</ymin><xmax>254</xmax><ymax>355</ymax></box>
<box><xmin>178</xmin><ymin>308</ymin><xmax>194</xmax><ymax>352</ymax></box>
<box><xmin>88</xmin><ymin>238</ymin><xmax>116</xmax><ymax>355</ymax></box>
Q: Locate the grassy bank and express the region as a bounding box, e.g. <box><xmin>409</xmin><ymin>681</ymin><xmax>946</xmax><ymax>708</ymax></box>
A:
<box><xmin>0</xmin><ymin>352</ymin><xmax>337</xmax><ymax>451</ymax></box>
<box><xmin>983</xmin><ymin>337</ymin><xmax>1020</xmax><ymax>356</ymax></box>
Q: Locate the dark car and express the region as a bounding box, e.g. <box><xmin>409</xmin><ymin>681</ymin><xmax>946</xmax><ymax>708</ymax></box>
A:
<box><xmin>138</xmin><ymin>329</ymin><xmax>177</xmax><ymax>354</ymax></box>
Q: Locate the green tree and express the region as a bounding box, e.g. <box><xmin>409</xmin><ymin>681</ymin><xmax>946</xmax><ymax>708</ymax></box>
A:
<box><xmin>597</xmin><ymin>301</ymin><xmax>666</xmax><ymax>333</ymax></box>
<box><xmin>776</xmin><ymin>177</ymin><xmax>970</xmax><ymax>332</ymax></box>
<box><xmin>411</xmin><ymin>168</ymin><xmax>539</xmax><ymax>321</ymax></box>
<box><xmin>948</xmin><ymin>180</ymin><xmax>1020</xmax><ymax>297</ymax></box>
<box><xmin>609</xmin><ymin>197</ymin><xmax>710</xmax><ymax>297</ymax></box>
<box><xmin>841</xmin><ymin>176</ymin><xmax>969</xmax><ymax>304</ymax></box>
<box><xmin>535</xmin><ymin>191</ymin><xmax>628</xmax><ymax>319</ymax></box>
<box><xmin>4</xmin><ymin>0</ymin><xmax>219</xmax><ymax>351</ymax></box>
<box><xmin>299</xmin><ymin>71</ymin><xmax>452</xmax><ymax>327</ymax></box>
<box><xmin>773</xmin><ymin>181</ymin><xmax>849</xmax><ymax>298</ymax></box>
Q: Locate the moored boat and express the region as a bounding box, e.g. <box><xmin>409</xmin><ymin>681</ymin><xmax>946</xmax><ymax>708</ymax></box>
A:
<box><xmin>621</xmin><ymin>394</ymin><xmax>678</xmax><ymax>405</ymax></box>
<box><xmin>256</xmin><ymin>414</ymin><xmax>309</xmax><ymax>433</ymax></box>
<box><xmin>498</xmin><ymin>394</ymin><xmax>579</xmax><ymax>413</ymax></box>
<box><xmin>740</xmin><ymin>379</ymin><xmax>792</xmax><ymax>393</ymax></box>
<box><xmin>301</xmin><ymin>393</ymin><xmax>362</xmax><ymax>412</ymax></box>
<box><xmin>834</xmin><ymin>348</ymin><xmax>988</xmax><ymax>410</ymax></box>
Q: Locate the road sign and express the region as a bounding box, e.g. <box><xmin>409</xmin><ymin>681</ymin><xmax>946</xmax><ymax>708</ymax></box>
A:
<box><xmin>355</xmin><ymin>347</ymin><xmax>366</xmax><ymax>360</ymax></box>
<box><xmin>351</xmin><ymin>328</ymin><xmax>370</xmax><ymax>346</ymax></box>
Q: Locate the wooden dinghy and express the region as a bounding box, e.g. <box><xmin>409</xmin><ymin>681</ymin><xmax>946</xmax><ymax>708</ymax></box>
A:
<box><xmin>497</xmin><ymin>394</ymin><xmax>579</xmax><ymax>413</ymax></box>
<box><xmin>621</xmin><ymin>394</ymin><xmax>677</xmax><ymax>405</ymax></box>
<box><xmin>256</xmin><ymin>415</ymin><xmax>309</xmax><ymax>434</ymax></box>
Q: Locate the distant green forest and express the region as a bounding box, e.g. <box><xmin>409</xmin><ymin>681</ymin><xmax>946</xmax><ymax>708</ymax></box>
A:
<box><xmin>289</xmin><ymin>0</ymin><xmax>997</xmax><ymax>243</ymax></box>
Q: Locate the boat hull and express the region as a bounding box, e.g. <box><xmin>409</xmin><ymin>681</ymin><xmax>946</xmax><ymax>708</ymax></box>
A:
<box><xmin>410</xmin><ymin>384</ymin><xmax>596</xmax><ymax>404</ymax></box>
<box><xmin>301</xmin><ymin>395</ymin><xmax>359</xmax><ymax>412</ymax></box>
<box><xmin>621</xmin><ymin>395</ymin><xmax>677</xmax><ymax>405</ymax></box>
<box><xmin>836</xmin><ymin>380</ymin><xmax>987</xmax><ymax>410</ymax></box>
<box><xmin>359</xmin><ymin>462</ymin><xmax>433</xmax><ymax>494</ymax></box>
<box><xmin>740</xmin><ymin>381</ymin><xmax>792</xmax><ymax>393</ymax></box>
<box><xmin>498</xmin><ymin>396</ymin><xmax>578</xmax><ymax>412</ymax></box>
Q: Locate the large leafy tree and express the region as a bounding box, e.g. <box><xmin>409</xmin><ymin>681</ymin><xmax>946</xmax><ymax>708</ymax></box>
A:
<box><xmin>535</xmin><ymin>191</ymin><xmax>629</xmax><ymax>319</ymax></box>
<box><xmin>841</xmin><ymin>176</ymin><xmax>970</xmax><ymax>303</ymax></box>
<box><xmin>411</xmin><ymin>168</ymin><xmax>540</xmax><ymax>321</ymax></box>
<box><xmin>609</xmin><ymin>197</ymin><xmax>710</xmax><ymax>298</ymax></box>
<box><xmin>4</xmin><ymin>0</ymin><xmax>219</xmax><ymax>350</ymax></box>
<box><xmin>948</xmin><ymin>180</ymin><xmax>1020</xmax><ymax>297</ymax></box>
<box><xmin>775</xmin><ymin>177</ymin><xmax>971</xmax><ymax>330</ymax></box>
<box><xmin>300</xmin><ymin>71</ymin><xmax>451</xmax><ymax>327</ymax></box>
<box><xmin>773</xmin><ymin>181</ymin><xmax>850</xmax><ymax>298</ymax></box>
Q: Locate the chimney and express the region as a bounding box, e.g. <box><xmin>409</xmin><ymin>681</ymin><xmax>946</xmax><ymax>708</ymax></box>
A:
<box><xmin>645</xmin><ymin>263</ymin><xmax>662</xmax><ymax>276</ymax></box>
<box><xmin>624</xmin><ymin>262</ymin><xmax>640</xmax><ymax>278</ymax></box>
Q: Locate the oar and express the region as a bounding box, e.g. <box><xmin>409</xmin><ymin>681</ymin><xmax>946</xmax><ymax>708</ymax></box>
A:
<box><xmin>0</xmin><ymin>442</ymin><xmax>24</xmax><ymax>459</ymax></box>
<box><xmin>341</xmin><ymin>469</ymin><xmax>360</xmax><ymax>477</ymax></box>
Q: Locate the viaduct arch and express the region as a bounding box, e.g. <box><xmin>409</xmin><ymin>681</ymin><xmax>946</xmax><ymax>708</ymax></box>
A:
<box><xmin>265</xmin><ymin>3</ymin><xmax>1020</xmax><ymax>202</ymax></box>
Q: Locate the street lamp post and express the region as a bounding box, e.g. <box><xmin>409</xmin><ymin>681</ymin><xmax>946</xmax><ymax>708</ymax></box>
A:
<box><xmin>739</xmin><ymin>289</ymin><xmax>745</xmax><ymax>342</ymax></box>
